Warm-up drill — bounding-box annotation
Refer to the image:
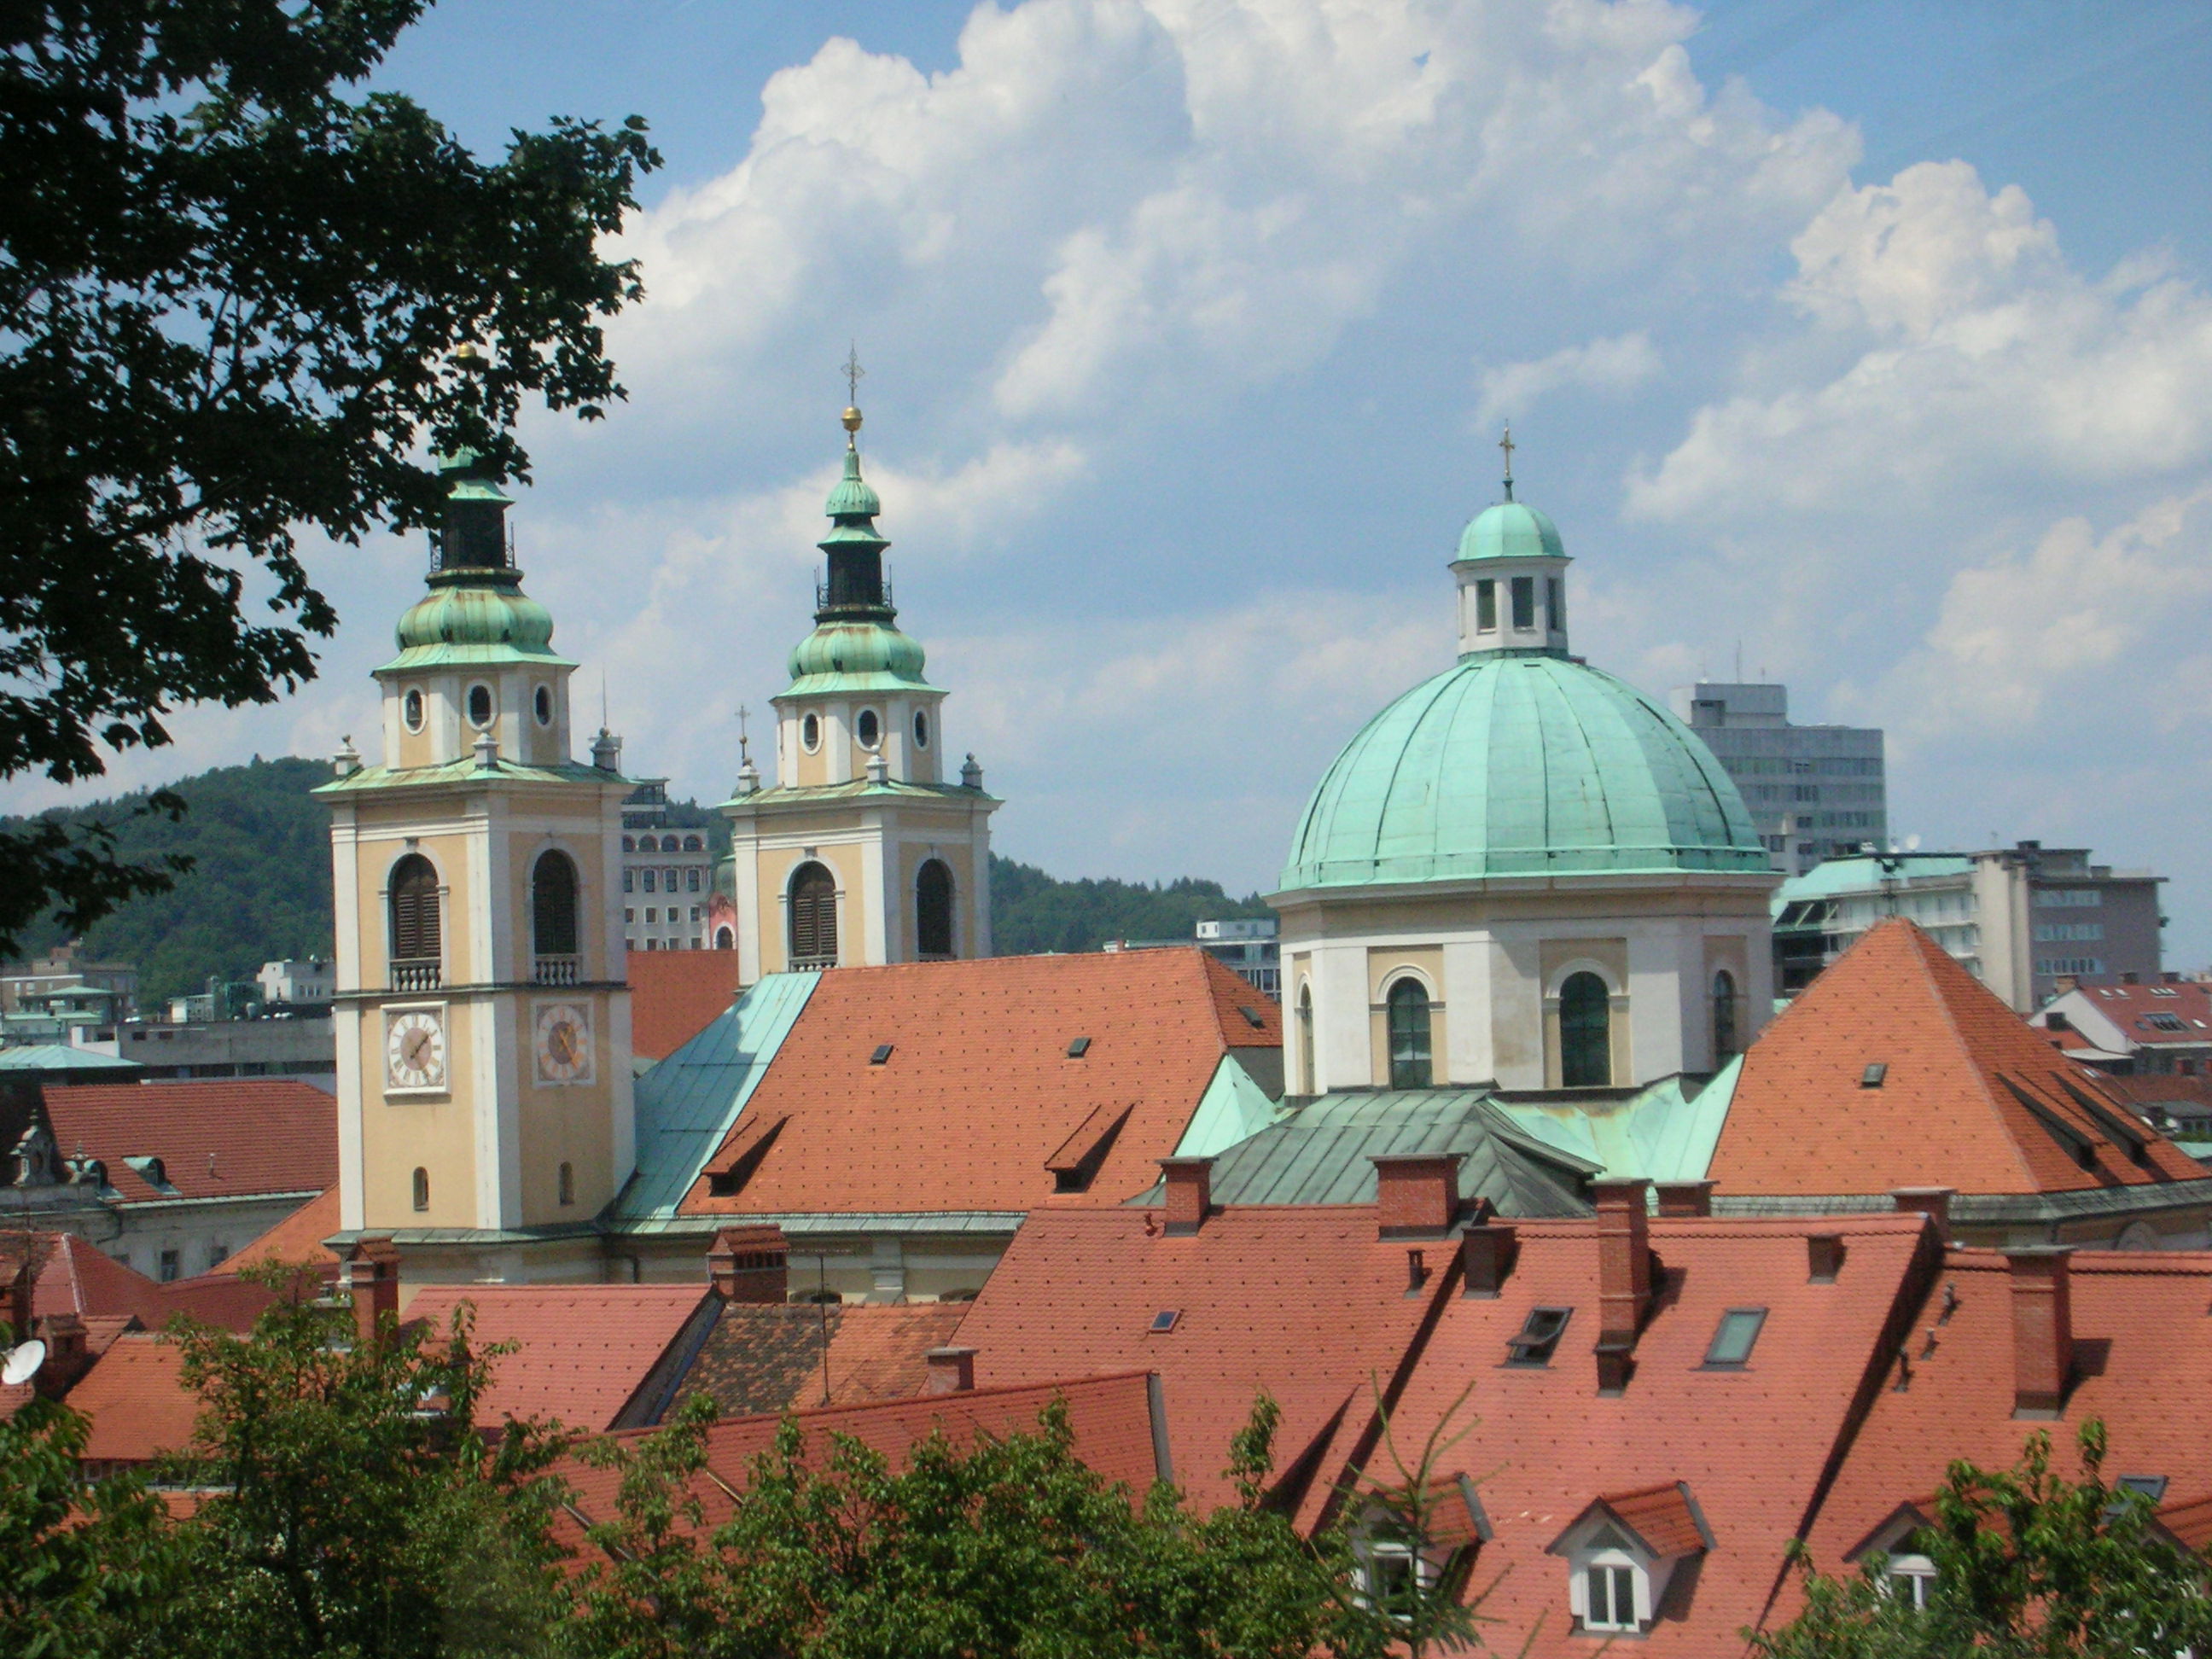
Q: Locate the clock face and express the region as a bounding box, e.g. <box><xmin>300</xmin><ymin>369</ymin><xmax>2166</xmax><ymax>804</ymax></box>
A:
<box><xmin>385</xmin><ymin>1009</ymin><xmax>447</xmax><ymax>1091</ymax></box>
<box><xmin>535</xmin><ymin>1002</ymin><xmax>593</xmax><ymax>1085</ymax></box>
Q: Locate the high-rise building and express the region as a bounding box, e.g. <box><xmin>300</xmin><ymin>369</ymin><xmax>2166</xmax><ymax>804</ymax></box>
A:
<box><xmin>617</xmin><ymin>777</ymin><xmax>718</xmax><ymax>952</ymax></box>
<box><xmin>1667</xmin><ymin>683</ymin><xmax>1886</xmax><ymax>872</ymax></box>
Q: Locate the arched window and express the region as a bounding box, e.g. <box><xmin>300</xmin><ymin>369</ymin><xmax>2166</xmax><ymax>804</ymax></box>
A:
<box><xmin>687</xmin><ymin>868</ymin><xmax>701</xmax><ymax>893</ymax></box>
<box><xmin>411</xmin><ymin>1167</ymin><xmax>429</xmax><ymax>1212</ymax></box>
<box><xmin>388</xmin><ymin>854</ymin><xmax>440</xmax><ymax>976</ymax></box>
<box><xmin>1386</xmin><ymin>978</ymin><xmax>1432</xmax><ymax>1090</ymax></box>
<box><xmin>1560</xmin><ymin>972</ymin><xmax>1612</xmax><ymax>1087</ymax></box>
<box><xmin>663</xmin><ymin>867</ymin><xmax>677</xmax><ymax>892</ymax></box>
<box><xmin>714</xmin><ymin>927</ymin><xmax>735</xmax><ymax>951</ymax></box>
<box><xmin>1711</xmin><ymin>969</ymin><xmax>1738</xmax><ymax>1066</ymax></box>
<box><xmin>532</xmin><ymin>850</ymin><xmax>579</xmax><ymax>961</ymax></box>
<box><xmin>789</xmin><ymin>863</ymin><xmax>838</xmax><ymax>966</ymax></box>
<box><xmin>683</xmin><ymin>835</ymin><xmax>702</xmax><ymax>852</ymax></box>
<box><xmin>1297</xmin><ymin>982</ymin><xmax>1316</xmax><ymax>1093</ymax></box>
<box><xmin>916</xmin><ymin>859</ymin><xmax>954</xmax><ymax>958</ymax></box>
<box><xmin>558</xmin><ymin>1161</ymin><xmax>575</xmax><ymax>1207</ymax></box>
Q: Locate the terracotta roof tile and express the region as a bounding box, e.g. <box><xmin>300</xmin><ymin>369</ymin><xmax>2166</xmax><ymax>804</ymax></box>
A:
<box><xmin>627</xmin><ymin>950</ymin><xmax>748</xmax><ymax>1061</ymax></box>
<box><xmin>1598</xmin><ymin>1482</ymin><xmax>1710</xmax><ymax>1557</ymax></box>
<box><xmin>42</xmin><ymin>1079</ymin><xmax>336</xmax><ymax>1202</ymax></box>
<box><xmin>4</xmin><ymin>1231</ymin><xmax>169</xmax><ymax>1326</ymax></box>
<box><xmin>1805</xmin><ymin>1248</ymin><xmax>2212</xmax><ymax>1608</ymax></box>
<box><xmin>682</xmin><ymin>1301</ymin><xmax>967</xmax><ymax>1417</ymax></box>
<box><xmin>1714</xmin><ymin>919</ymin><xmax>2200</xmax><ymax>1196</ymax></box>
<box><xmin>209</xmin><ymin>1187</ymin><xmax>342</xmax><ymax>1275</ymax></box>
<box><xmin>677</xmin><ymin>950</ymin><xmax>1271</xmax><ymax>1218</ymax></box>
<box><xmin>72</xmin><ymin>1335</ymin><xmax>201</xmax><ymax>1466</ymax></box>
<box><xmin>400</xmin><ymin>1284</ymin><xmax>713</xmax><ymax>1431</ymax></box>
<box><xmin>2156</xmin><ymin>1494</ymin><xmax>2212</xmax><ymax>1551</ymax></box>
<box><xmin>2064</xmin><ymin>979</ymin><xmax>2212</xmax><ymax>1045</ymax></box>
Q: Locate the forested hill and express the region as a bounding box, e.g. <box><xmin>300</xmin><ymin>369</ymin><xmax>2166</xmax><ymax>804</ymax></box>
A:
<box><xmin>3</xmin><ymin>760</ymin><xmax>1272</xmax><ymax>1001</ymax></box>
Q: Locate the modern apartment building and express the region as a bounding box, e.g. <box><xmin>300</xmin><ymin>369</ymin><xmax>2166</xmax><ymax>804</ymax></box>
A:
<box><xmin>1772</xmin><ymin>841</ymin><xmax>2164</xmax><ymax>1011</ymax></box>
<box><xmin>1668</xmin><ymin>682</ymin><xmax>1886</xmax><ymax>872</ymax></box>
<box><xmin>620</xmin><ymin>776</ymin><xmax>720</xmax><ymax>952</ymax></box>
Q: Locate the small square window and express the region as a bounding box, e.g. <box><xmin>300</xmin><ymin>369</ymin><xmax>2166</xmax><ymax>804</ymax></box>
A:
<box><xmin>1703</xmin><ymin>1307</ymin><xmax>1767</xmax><ymax>1368</ymax></box>
<box><xmin>1506</xmin><ymin>1306</ymin><xmax>1571</xmax><ymax>1366</ymax></box>
<box><xmin>1066</xmin><ymin>1036</ymin><xmax>1091</xmax><ymax>1058</ymax></box>
<box><xmin>1861</xmin><ymin>1062</ymin><xmax>1888</xmax><ymax>1087</ymax></box>
<box><xmin>870</xmin><ymin>1044</ymin><xmax>894</xmax><ymax>1065</ymax></box>
<box><xmin>1149</xmin><ymin>1309</ymin><xmax>1179</xmax><ymax>1333</ymax></box>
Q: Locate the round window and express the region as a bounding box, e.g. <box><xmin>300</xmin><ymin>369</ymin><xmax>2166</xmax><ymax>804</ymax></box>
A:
<box><xmin>402</xmin><ymin>688</ymin><xmax>425</xmax><ymax>733</ymax></box>
<box><xmin>466</xmin><ymin>684</ymin><xmax>494</xmax><ymax>728</ymax></box>
<box><xmin>800</xmin><ymin>712</ymin><xmax>821</xmax><ymax>753</ymax></box>
<box><xmin>533</xmin><ymin>684</ymin><xmax>552</xmax><ymax>726</ymax></box>
<box><xmin>912</xmin><ymin>708</ymin><xmax>930</xmax><ymax>749</ymax></box>
<box><xmin>856</xmin><ymin>708</ymin><xmax>881</xmax><ymax>749</ymax></box>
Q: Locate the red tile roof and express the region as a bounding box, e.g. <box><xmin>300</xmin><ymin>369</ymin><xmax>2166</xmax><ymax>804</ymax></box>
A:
<box><xmin>1584</xmin><ymin>1482</ymin><xmax>1712</xmax><ymax>1557</ymax></box>
<box><xmin>956</xmin><ymin>1202</ymin><xmax>1489</xmax><ymax>1511</ymax></box>
<box><xmin>2157</xmin><ymin>1494</ymin><xmax>2212</xmax><ymax>1551</ymax></box>
<box><xmin>2063</xmin><ymin>980</ymin><xmax>2212</xmax><ymax>1046</ymax></box>
<box><xmin>677</xmin><ymin>950</ymin><xmax>1277</xmax><ymax>1219</ymax></box>
<box><xmin>400</xmin><ymin>1284</ymin><xmax>713</xmax><ymax>1431</ymax></box>
<box><xmin>627</xmin><ymin>949</ymin><xmax>747</xmax><ymax>1061</ymax></box>
<box><xmin>683</xmin><ymin>1301</ymin><xmax>968</xmax><ymax>1417</ymax></box>
<box><xmin>1714</xmin><ymin>919</ymin><xmax>2201</xmax><ymax>1196</ymax></box>
<box><xmin>42</xmin><ymin>1079</ymin><xmax>337</xmax><ymax>1202</ymax></box>
<box><xmin>1803</xmin><ymin>1248</ymin><xmax>2212</xmax><ymax>1610</ymax></box>
<box><xmin>557</xmin><ymin>1371</ymin><xmax>1163</xmax><ymax>1552</ymax></box>
<box><xmin>5</xmin><ymin>1231</ymin><xmax>169</xmax><ymax>1327</ymax></box>
<box><xmin>72</xmin><ymin>1335</ymin><xmax>201</xmax><ymax>1466</ymax></box>
<box><xmin>210</xmin><ymin>1187</ymin><xmax>342</xmax><ymax>1275</ymax></box>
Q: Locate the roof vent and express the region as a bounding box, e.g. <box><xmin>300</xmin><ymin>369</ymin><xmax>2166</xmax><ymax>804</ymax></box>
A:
<box><xmin>1505</xmin><ymin>1307</ymin><xmax>1571</xmax><ymax>1367</ymax></box>
<box><xmin>1066</xmin><ymin>1036</ymin><xmax>1091</xmax><ymax>1058</ymax></box>
<box><xmin>870</xmin><ymin>1043</ymin><xmax>894</xmax><ymax>1065</ymax></box>
<box><xmin>1861</xmin><ymin>1062</ymin><xmax>1888</xmax><ymax>1088</ymax></box>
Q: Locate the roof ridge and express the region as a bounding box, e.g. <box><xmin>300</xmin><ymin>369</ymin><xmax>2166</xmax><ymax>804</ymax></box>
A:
<box><xmin>1892</xmin><ymin>921</ymin><xmax>2048</xmax><ymax>1190</ymax></box>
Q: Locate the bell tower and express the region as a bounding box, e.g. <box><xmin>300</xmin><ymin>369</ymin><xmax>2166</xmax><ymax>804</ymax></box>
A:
<box><xmin>321</xmin><ymin>453</ymin><xmax>635</xmax><ymax>1277</ymax></box>
<box><xmin>723</xmin><ymin>395</ymin><xmax>998</xmax><ymax>980</ymax></box>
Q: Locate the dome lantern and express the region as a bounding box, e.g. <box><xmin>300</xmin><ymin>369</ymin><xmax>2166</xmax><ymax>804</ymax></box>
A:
<box><xmin>1450</xmin><ymin>425</ymin><xmax>1572</xmax><ymax>659</ymax></box>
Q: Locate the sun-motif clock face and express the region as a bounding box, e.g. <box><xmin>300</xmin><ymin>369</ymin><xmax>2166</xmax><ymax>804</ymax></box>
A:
<box><xmin>385</xmin><ymin>1008</ymin><xmax>447</xmax><ymax>1091</ymax></box>
<box><xmin>534</xmin><ymin>1001</ymin><xmax>593</xmax><ymax>1085</ymax></box>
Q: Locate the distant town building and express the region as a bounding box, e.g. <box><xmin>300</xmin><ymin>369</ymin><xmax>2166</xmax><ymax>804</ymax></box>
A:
<box><xmin>1772</xmin><ymin>841</ymin><xmax>2164</xmax><ymax>1011</ymax></box>
<box><xmin>1668</xmin><ymin>682</ymin><xmax>1886</xmax><ymax>872</ymax></box>
<box><xmin>0</xmin><ymin>943</ymin><xmax>138</xmax><ymax>1028</ymax></box>
<box><xmin>620</xmin><ymin>776</ymin><xmax>719</xmax><ymax>952</ymax></box>
<box><xmin>256</xmin><ymin>958</ymin><xmax>334</xmax><ymax>1010</ymax></box>
<box><xmin>2029</xmin><ymin>975</ymin><xmax>2212</xmax><ymax>1077</ymax></box>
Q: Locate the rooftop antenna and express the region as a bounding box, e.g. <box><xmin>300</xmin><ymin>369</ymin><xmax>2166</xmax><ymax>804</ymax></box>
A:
<box><xmin>1499</xmin><ymin>423</ymin><xmax>1516</xmax><ymax>502</ymax></box>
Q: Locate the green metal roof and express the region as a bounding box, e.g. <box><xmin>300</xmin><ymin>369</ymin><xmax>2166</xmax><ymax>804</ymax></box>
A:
<box><xmin>379</xmin><ymin>577</ymin><xmax>573</xmax><ymax>673</ymax></box>
<box><xmin>1455</xmin><ymin>498</ymin><xmax>1567</xmax><ymax>563</ymax></box>
<box><xmin>1771</xmin><ymin>853</ymin><xmax>1976</xmax><ymax>916</ymax></box>
<box><xmin>724</xmin><ymin>776</ymin><xmax>993</xmax><ymax>812</ymax></box>
<box><xmin>0</xmin><ymin>1044</ymin><xmax>142</xmax><ymax>1073</ymax></box>
<box><xmin>823</xmin><ymin>443</ymin><xmax>883</xmax><ymax>524</ymax></box>
<box><xmin>1132</xmin><ymin>1089</ymin><xmax>1598</xmax><ymax>1216</ymax></box>
<box><xmin>1487</xmin><ymin>1058</ymin><xmax>1741</xmax><ymax>1184</ymax></box>
<box><xmin>781</xmin><ymin>620</ymin><xmax>937</xmax><ymax>696</ymax></box>
<box><xmin>1279</xmin><ymin>653</ymin><xmax>1770</xmax><ymax>890</ymax></box>
<box><xmin>315</xmin><ymin>755</ymin><xmax>629</xmax><ymax>797</ymax></box>
<box><xmin>608</xmin><ymin>971</ymin><xmax>818</xmax><ymax>1225</ymax></box>
<box><xmin>1172</xmin><ymin>1055</ymin><xmax>1285</xmax><ymax>1160</ymax></box>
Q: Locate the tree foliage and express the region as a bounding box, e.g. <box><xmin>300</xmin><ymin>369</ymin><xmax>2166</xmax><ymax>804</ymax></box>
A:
<box><xmin>988</xmin><ymin>855</ymin><xmax>1272</xmax><ymax>958</ymax></box>
<box><xmin>1751</xmin><ymin>1422</ymin><xmax>2212</xmax><ymax>1658</ymax></box>
<box><xmin>0</xmin><ymin>0</ymin><xmax>659</xmax><ymax>951</ymax></box>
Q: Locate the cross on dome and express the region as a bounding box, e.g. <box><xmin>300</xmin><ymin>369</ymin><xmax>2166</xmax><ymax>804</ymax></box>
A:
<box><xmin>1499</xmin><ymin>423</ymin><xmax>1516</xmax><ymax>502</ymax></box>
<box><xmin>841</xmin><ymin>343</ymin><xmax>865</xmax><ymax>441</ymax></box>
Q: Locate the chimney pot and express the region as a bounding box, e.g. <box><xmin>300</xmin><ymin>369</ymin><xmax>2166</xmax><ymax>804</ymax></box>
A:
<box><xmin>1461</xmin><ymin>1222</ymin><xmax>1519</xmax><ymax>1298</ymax></box>
<box><xmin>925</xmin><ymin>1345</ymin><xmax>977</xmax><ymax>1395</ymax></box>
<box><xmin>1807</xmin><ymin>1233</ymin><xmax>1845</xmax><ymax>1284</ymax></box>
<box><xmin>1372</xmin><ymin>1153</ymin><xmax>1464</xmax><ymax>1237</ymax></box>
<box><xmin>1158</xmin><ymin>1157</ymin><xmax>1214</xmax><ymax>1236</ymax></box>
<box><xmin>1655</xmin><ymin>1180</ymin><xmax>1715</xmax><ymax>1218</ymax></box>
<box><xmin>2006</xmin><ymin>1247</ymin><xmax>2075</xmax><ymax>1419</ymax></box>
<box><xmin>1592</xmin><ymin>1179</ymin><xmax>1654</xmax><ymax>1359</ymax></box>
<box><xmin>1892</xmin><ymin>1187</ymin><xmax>1955</xmax><ymax>1236</ymax></box>
<box><xmin>344</xmin><ymin>1235</ymin><xmax>402</xmax><ymax>1348</ymax></box>
<box><xmin>1595</xmin><ymin>1341</ymin><xmax>1635</xmax><ymax>1396</ymax></box>
<box><xmin>708</xmin><ymin>1224</ymin><xmax>790</xmax><ymax>1302</ymax></box>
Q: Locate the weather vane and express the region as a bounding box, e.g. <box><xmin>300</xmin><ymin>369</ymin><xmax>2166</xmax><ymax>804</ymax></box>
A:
<box><xmin>1499</xmin><ymin>423</ymin><xmax>1516</xmax><ymax>501</ymax></box>
<box><xmin>736</xmin><ymin>703</ymin><xmax>751</xmax><ymax>764</ymax></box>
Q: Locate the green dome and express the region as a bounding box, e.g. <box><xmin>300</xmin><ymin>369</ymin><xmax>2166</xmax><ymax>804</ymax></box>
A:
<box><xmin>783</xmin><ymin>620</ymin><xmax>934</xmax><ymax>695</ymax></box>
<box><xmin>1456</xmin><ymin>500</ymin><xmax>1566</xmax><ymax>563</ymax></box>
<box><xmin>1280</xmin><ymin>653</ymin><xmax>1767</xmax><ymax>888</ymax></box>
<box><xmin>380</xmin><ymin>576</ymin><xmax>571</xmax><ymax>672</ymax></box>
<box><xmin>824</xmin><ymin>445</ymin><xmax>882</xmax><ymax>521</ymax></box>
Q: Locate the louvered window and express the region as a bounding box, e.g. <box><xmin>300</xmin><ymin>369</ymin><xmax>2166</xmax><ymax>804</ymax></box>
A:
<box><xmin>389</xmin><ymin>856</ymin><xmax>441</xmax><ymax>966</ymax></box>
<box><xmin>789</xmin><ymin>864</ymin><xmax>838</xmax><ymax>966</ymax></box>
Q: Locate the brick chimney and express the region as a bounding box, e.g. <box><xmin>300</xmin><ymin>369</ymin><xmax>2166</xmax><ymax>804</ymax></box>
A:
<box><xmin>1655</xmin><ymin>1181</ymin><xmax>1714</xmax><ymax>1218</ymax></box>
<box><xmin>1893</xmin><ymin>1187</ymin><xmax>1955</xmax><ymax>1235</ymax></box>
<box><xmin>925</xmin><ymin>1346</ymin><xmax>977</xmax><ymax>1395</ymax></box>
<box><xmin>32</xmin><ymin>1312</ymin><xmax>90</xmax><ymax>1398</ymax></box>
<box><xmin>344</xmin><ymin>1236</ymin><xmax>402</xmax><ymax>1348</ymax></box>
<box><xmin>1159</xmin><ymin>1157</ymin><xmax>1214</xmax><ymax>1236</ymax></box>
<box><xmin>1593</xmin><ymin>1179</ymin><xmax>1652</xmax><ymax>1394</ymax></box>
<box><xmin>2006</xmin><ymin>1247</ymin><xmax>2075</xmax><ymax>1420</ymax></box>
<box><xmin>708</xmin><ymin>1224</ymin><xmax>789</xmax><ymax>1302</ymax></box>
<box><xmin>1460</xmin><ymin>1220</ymin><xmax>1519</xmax><ymax>1299</ymax></box>
<box><xmin>1373</xmin><ymin>1153</ymin><xmax>1464</xmax><ymax>1237</ymax></box>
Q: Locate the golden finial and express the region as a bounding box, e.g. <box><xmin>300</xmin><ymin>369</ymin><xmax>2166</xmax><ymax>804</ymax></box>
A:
<box><xmin>841</xmin><ymin>343</ymin><xmax>865</xmax><ymax>438</ymax></box>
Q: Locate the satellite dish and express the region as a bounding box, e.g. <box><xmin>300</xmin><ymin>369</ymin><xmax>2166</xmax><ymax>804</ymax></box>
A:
<box><xmin>3</xmin><ymin>1340</ymin><xmax>45</xmax><ymax>1387</ymax></box>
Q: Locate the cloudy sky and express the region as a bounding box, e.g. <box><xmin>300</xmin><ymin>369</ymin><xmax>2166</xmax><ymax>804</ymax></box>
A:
<box><xmin>24</xmin><ymin>0</ymin><xmax>2212</xmax><ymax>958</ymax></box>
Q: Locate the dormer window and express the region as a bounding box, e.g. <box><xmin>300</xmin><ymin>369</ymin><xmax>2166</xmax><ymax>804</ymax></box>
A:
<box><xmin>1547</xmin><ymin>1482</ymin><xmax>1713</xmax><ymax>1638</ymax></box>
<box><xmin>1351</xmin><ymin>1475</ymin><xmax>1491</xmax><ymax>1623</ymax></box>
<box><xmin>1846</xmin><ymin>1500</ymin><xmax>1940</xmax><ymax>1610</ymax></box>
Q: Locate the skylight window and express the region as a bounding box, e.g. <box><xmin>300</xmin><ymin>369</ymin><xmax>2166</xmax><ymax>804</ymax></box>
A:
<box><xmin>1238</xmin><ymin>1004</ymin><xmax>1266</xmax><ymax>1029</ymax></box>
<box><xmin>1703</xmin><ymin>1308</ymin><xmax>1767</xmax><ymax>1368</ymax></box>
<box><xmin>870</xmin><ymin>1043</ymin><xmax>894</xmax><ymax>1065</ymax></box>
<box><xmin>1066</xmin><ymin>1036</ymin><xmax>1091</xmax><ymax>1058</ymax></box>
<box><xmin>2144</xmin><ymin>1015</ymin><xmax>2187</xmax><ymax>1033</ymax></box>
<box><xmin>1861</xmin><ymin>1062</ymin><xmax>1888</xmax><ymax>1087</ymax></box>
<box><xmin>2153</xmin><ymin>987</ymin><xmax>2180</xmax><ymax>997</ymax></box>
<box><xmin>2116</xmin><ymin>1474</ymin><xmax>2168</xmax><ymax>1503</ymax></box>
<box><xmin>1506</xmin><ymin>1307</ymin><xmax>1572</xmax><ymax>1367</ymax></box>
<box><xmin>1149</xmin><ymin>1309</ymin><xmax>1179</xmax><ymax>1333</ymax></box>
